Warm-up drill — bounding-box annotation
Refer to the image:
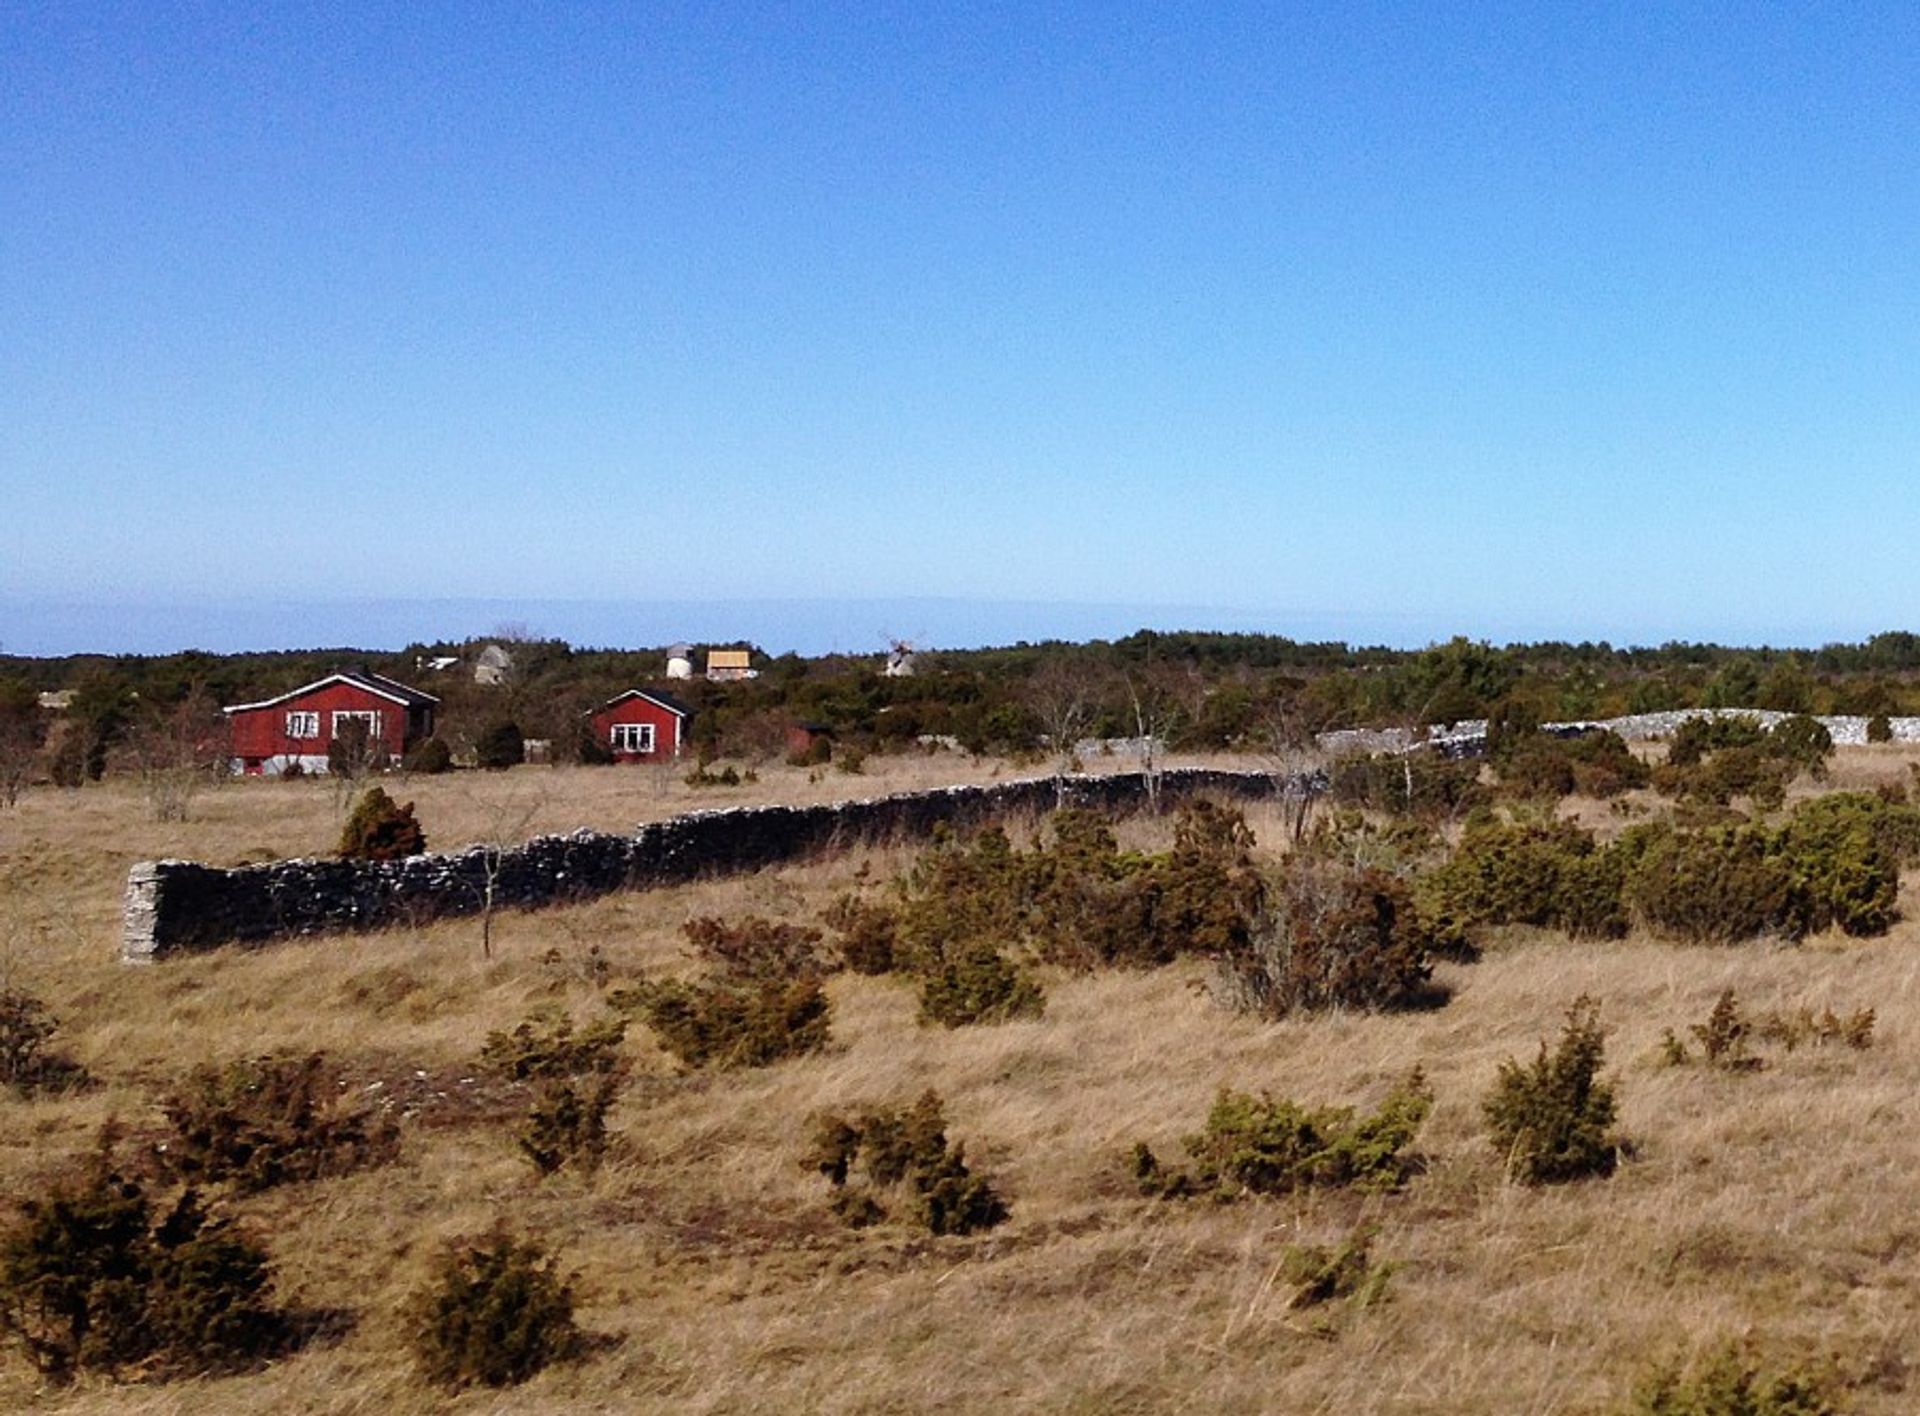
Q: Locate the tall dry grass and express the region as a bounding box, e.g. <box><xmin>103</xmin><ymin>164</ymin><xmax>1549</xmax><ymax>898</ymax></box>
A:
<box><xmin>0</xmin><ymin>751</ymin><xmax>1915</xmax><ymax>1410</ymax></box>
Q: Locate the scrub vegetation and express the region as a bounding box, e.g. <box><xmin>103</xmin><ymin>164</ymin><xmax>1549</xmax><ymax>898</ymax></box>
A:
<box><xmin>3</xmin><ymin>657</ymin><xmax>1920</xmax><ymax>1409</ymax></box>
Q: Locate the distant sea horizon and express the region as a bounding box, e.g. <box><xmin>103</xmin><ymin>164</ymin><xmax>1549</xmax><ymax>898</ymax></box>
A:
<box><xmin>0</xmin><ymin>595</ymin><xmax>1885</xmax><ymax>660</ymax></box>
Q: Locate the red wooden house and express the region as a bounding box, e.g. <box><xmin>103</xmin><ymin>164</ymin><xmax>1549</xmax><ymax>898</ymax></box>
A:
<box><xmin>225</xmin><ymin>671</ymin><xmax>439</xmax><ymax>776</ymax></box>
<box><xmin>590</xmin><ymin>689</ymin><xmax>692</xmax><ymax>763</ymax></box>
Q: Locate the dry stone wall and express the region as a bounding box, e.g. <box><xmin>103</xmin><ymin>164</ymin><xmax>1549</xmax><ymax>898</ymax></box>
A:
<box><xmin>122</xmin><ymin>767</ymin><xmax>1295</xmax><ymax>963</ymax></box>
<box><xmin>1317</xmin><ymin>708</ymin><xmax>1920</xmax><ymax>760</ymax></box>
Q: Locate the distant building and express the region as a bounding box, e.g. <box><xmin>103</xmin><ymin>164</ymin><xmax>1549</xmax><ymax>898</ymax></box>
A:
<box><xmin>705</xmin><ymin>648</ymin><xmax>757</xmax><ymax>681</ymax></box>
<box><xmin>36</xmin><ymin>690</ymin><xmax>74</xmax><ymax>711</ymax></box>
<box><xmin>225</xmin><ymin>672</ymin><xmax>438</xmax><ymax>776</ymax></box>
<box><xmin>416</xmin><ymin>655</ymin><xmax>460</xmax><ymax>674</ymax></box>
<box><xmin>665</xmin><ymin>643</ymin><xmax>694</xmax><ymax>680</ymax></box>
<box><xmin>474</xmin><ymin>643</ymin><xmax>514</xmax><ymax>686</ymax></box>
<box><xmin>590</xmin><ymin>689</ymin><xmax>692</xmax><ymax>763</ymax></box>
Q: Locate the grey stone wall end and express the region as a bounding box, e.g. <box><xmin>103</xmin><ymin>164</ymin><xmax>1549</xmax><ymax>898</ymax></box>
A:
<box><xmin>121</xmin><ymin>861</ymin><xmax>163</xmax><ymax>965</ymax></box>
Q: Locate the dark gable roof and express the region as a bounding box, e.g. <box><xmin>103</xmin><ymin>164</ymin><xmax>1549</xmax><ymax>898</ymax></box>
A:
<box><xmin>224</xmin><ymin>670</ymin><xmax>441</xmax><ymax>715</ymax></box>
<box><xmin>598</xmin><ymin>688</ymin><xmax>693</xmax><ymax>718</ymax></box>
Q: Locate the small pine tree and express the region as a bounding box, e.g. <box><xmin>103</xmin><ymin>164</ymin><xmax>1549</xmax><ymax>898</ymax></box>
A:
<box><xmin>1483</xmin><ymin>995</ymin><xmax>1620</xmax><ymax>1184</ymax></box>
<box><xmin>406</xmin><ymin>1232</ymin><xmax>579</xmax><ymax>1389</ymax></box>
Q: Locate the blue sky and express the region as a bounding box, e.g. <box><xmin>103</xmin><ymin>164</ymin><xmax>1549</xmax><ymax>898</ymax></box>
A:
<box><xmin>5</xmin><ymin>4</ymin><xmax>1918</xmax><ymax>655</ymax></box>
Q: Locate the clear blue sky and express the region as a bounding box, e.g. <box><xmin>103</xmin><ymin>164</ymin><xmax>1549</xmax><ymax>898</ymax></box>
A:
<box><xmin>5</xmin><ymin>3</ymin><xmax>1918</xmax><ymax>655</ymax></box>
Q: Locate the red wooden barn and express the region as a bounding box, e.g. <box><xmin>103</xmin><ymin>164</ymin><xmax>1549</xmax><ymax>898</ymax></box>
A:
<box><xmin>225</xmin><ymin>671</ymin><xmax>439</xmax><ymax>776</ymax></box>
<box><xmin>590</xmin><ymin>689</ymin><xmax>692</xmax><ymax>763</ymax></box>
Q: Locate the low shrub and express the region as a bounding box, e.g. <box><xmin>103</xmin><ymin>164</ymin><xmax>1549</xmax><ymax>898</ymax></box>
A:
<box><xmin>1483</xmin><ymin>995</ymin><xmax>1619</xmax><ymax>1184</ymax></box>
<box><xmin>0</xmin><ymin>989</ymin><xmax>87</xmax><ymax>1095</ymax></box>
<box><xmin>1628</xmin><ymin>1341</ymin><xmax>1840</xmax><ymax>1415</ymax></box>
<box><xmin>1756</xmin><ymin>1004</ymin><xmax>1875</xmax><ymax>1051</ymax></box>
<box><xmin>803</xmin><ymin>1090</ymin><xmax>1007</xmax><ymax>1236</ymax></box>
<box><xmin>474</xmin><ymin>720</ymin><xmax>524</xmax><ymax>771</ymax></box>
<box><xmin>623</xmin><ymin>976</ymin><xmax>831</xmax><ymax>1069</ymax></box>
<box><xmin>1689</xmin><ymin>989</ymin><xmax>1758</xmax><ymax>1071</ymax></box>
<box><xmin>821</xmin><ymin>894</ymin><xmax>898</xmax><ymax>975</ymax></box>
<box><xmin>1867</xmin><ymin>712</ymin><xmax>1893</xmax><ymax>744</ymax></box>
<box><xmin>157</xmin><ymin>1053</ymin><xmax>400</xmax><ymax>1194</ymax></box>
<box><xmin>402</xmin><ymin>736</ymin><xmax>453</xmax><ymax>774</ymax></box>
<box><xmin>0</xmin><ymin>1146</ymin><xmax>284</xmax><ymax>1381</ymax></box>
<box><xmin>1134</xmin><ymin>1070</ymin><xmax>1431</xmax><ymax>1200</ymax></box>
<box><xmin>918</xmin><ymin>945</ymin><xmax>1046</xmax><ymax>1027</ymax></box>
<box><xmin>1216</xmin><ymin>861</ymin><xmax>1434</xmax><ymax>1017</ymax></box>
<box><xmin>684</xmin><ymin>763</ymin><xmax>742</xmax><ymax>788</ymax></box>
<box><xmin>682</xmin><ymin>915</ymin><xmax>837</xmax><ymax>983</ymax></box>
<box><xmin>337</xmin><ymin>786</ymin><xmax>427</xmax><ymax>861</ymax></box>
<box><xmin>1775</xmin><ymin>793</ymin><xmax>1902</xmax><ymax>936</ymax></box>
<box><xmin>1418</xmin><ymin>816</ymin><xmax>1626</xmax><ymax>940</ymax></box>
<box><xmin>1329</xmin><ymin>752</ymin><xmax>1485</xmax><ymax>820</ymax></box>
<box><xmin>1665</xmin><ymin>991</ymin><xmax>1873</xmax><ymax>1067</ymax></box>
<box><xmin>1282</xmin><ymin>1225</ymin><xmax>1394</xmax><ymax>1312</ymax></box>
<box><xmin>1621</xmin><ymin>823</ymin><xmax>1794</xmax><ymax>944</ymax></box>
<box><xmin>406</xmin><ymin>1231</ymin><xmax>579</xmax><ymax>1390</ymax></box>
<box><xmin>518</xmin><ymin>1076</ymin><xmax>619</xmax><ymax>1177</ymax></box>
<box><xmin>479</xmin><ymin>1011</ymin><xmax>627</xmax><ymax>1081</ymax></box>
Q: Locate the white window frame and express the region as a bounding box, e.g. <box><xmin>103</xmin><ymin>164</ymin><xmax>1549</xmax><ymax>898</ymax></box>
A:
<box><xmin>331</xmin><ymin>709</ymin><xmax>382</xmax><ymax>739</ymax></box>
<box><xmin>285</xmin><ymin>710</ymin><xmax>320</xmax><ymax>739</ymax></box>
<box><xmin>611</xmin><ymin>722</ymin><xmax>656</xmax><ymax>754</ymax></box>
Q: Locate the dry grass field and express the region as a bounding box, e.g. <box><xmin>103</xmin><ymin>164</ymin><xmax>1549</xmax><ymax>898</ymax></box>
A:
<box><xmin>2</xmin><ymin>749</ymin><xmax>1919</xmax><ymax>1411</ymax></box>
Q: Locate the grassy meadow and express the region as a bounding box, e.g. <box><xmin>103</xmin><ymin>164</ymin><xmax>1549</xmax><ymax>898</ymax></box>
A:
<box><xmin>0</xmin><ymin>748</ymin><xmax>1917</xmax><ymax>1411</ymax></box>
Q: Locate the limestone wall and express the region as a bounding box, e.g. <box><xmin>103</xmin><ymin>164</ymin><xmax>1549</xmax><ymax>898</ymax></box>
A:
<box><xmin>122</xmin><ymin>767</ymin><xmax>1294</xmax><ymax>963</ymax></box>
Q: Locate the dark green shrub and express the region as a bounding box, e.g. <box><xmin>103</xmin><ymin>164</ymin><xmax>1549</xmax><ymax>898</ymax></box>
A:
<box><xmin>835</xmin><ymin>746</ymin><xmax>867</xmax><ymax>774</ymax></box>
<box><xmin>402</xmin><ymin>736</ymin><xmax>453</xmax><ymax>774</ymax></box>
<box><xmin>625</xmin><ymin>976</ymin><xmax>831</xmax><ymax>1069</ymax></box>
<box><xmin>1496</xmin><ymin>736</ymin><xmax>1576</xmax><ymax>799</ymax></box>
<box><xmin>406</xmin><ymin>1232</ymin><xmax>579</xmax><ymax>1390</ymax></box>
<box><xmin>474</xmin><ymin>720</ymin><xmax>524</xmax><ymax>770</ymax></box>
<box><xmin>1622</xmin><ymin>823</ymin><xmax>1795</xmax><ymax>944</ymax></box>
<box><xmin>0</xmin><ymin>989</ymin><xmax>87</xmax><ymax>1095</ymax></box>
<box><xmin>1418</xmin><ymin>817</ymin><xmax>1626</xmax><ymax>940</ymax></box>
<box><xmin>1329</xmin><ymin>752</ymin><xmax>1485</xmax><ymax>820</ymax></box>
<box><xmin>157</xmin><ymin>1053</ymin><xmax>400</xmax><ymax>1195</ymax></box>
<box><xmin>337</xmin><ymin>786</ymin><xmax>427</xmax><ymax>860</ymax></box>
<box><xmin>918</xmin><ymin>945</ymin><xmax>1046</xmax><ymax>1027</ymax></box>
<box><xmin>1216</xmin><ymin>861</ymin><xmax>1433</xmax><ymax>1017</ymax></box>
<box><xmin>1867</xmin><ymin>712</ymin><xmax>1893</xmax><ymax>744</ymax></box>
<box><xmin>1567</xmin><ymin>731</ymin><xmax>1651</xmax><ymax>798</ymax></box>
<box><xmin>1666</xmin><ymin>716</ymin><xmax>1768</xmax><ymax>768</ymax></box>
<box><xmin>479</xmin><ymin>1012</ymin><xmax>626</xmax><ymax>1081</ymax></box>
<box><xmin>682</xmin><ymin>915</ymin><xmax>837</xmax><ymax>983</ymax></box>
<box><xmin>1628</xmin><ymin>1342</ymin><xmax>1839</xmax><ymax>1415</ymax></box>
<box><xmin>1135</xmin><ymin>1070</ymin><xmax>1431</xmax><ymax>1200</ymax></box>
<box><xmin>518</xmin><ymin>1076</ymin><xmax>619</xmax><ymax>1177</ymax></box>
<box><xmin>1149</xmin><ymin>800</ymin><xmax>1264</xmax><ymax>960</ymax></box>
<box><xmin>1775</xmin><ymin>793</ymin><xmax>1902</xmax><ymax>936</ymax></box>
<box><xmin>0</xmin><ymin>1149</ymin><xmax>284</xmax><ymax>1381</ymax></box>
<box><xmin>803</xmin><ymin>1091</ymin><xmax>1007</xmax><ymax>1236</ymax></box>
<box><xmin>1483</xmin><ymin>996</ymin><xmax>1619</xmax><ymax>1184</ymax></box>
<box><xmin>684</xmin><ymin>763</ymin><xmax>742</xmax><ymax>787</ymax></box>
<box><xmin>1770</xmin><ymin>714</ymin><xmax>1833</xmax><ymax>775</ymax></box>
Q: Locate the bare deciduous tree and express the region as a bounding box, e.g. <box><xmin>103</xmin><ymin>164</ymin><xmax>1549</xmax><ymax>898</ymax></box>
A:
<box><xmin>126</xmin><ymin>687</ymin><xmax>230</xmax><ymax>822</ymax></box>
<box><xmin>1022</xmin><ymin>659</ymin><xmax>1098</xmax><ymax>806</ymax></box>
<box><xmin>1255</xmin><ymin>695</ymin><xmax>1329</xmax><ymax>847</ymax></box>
